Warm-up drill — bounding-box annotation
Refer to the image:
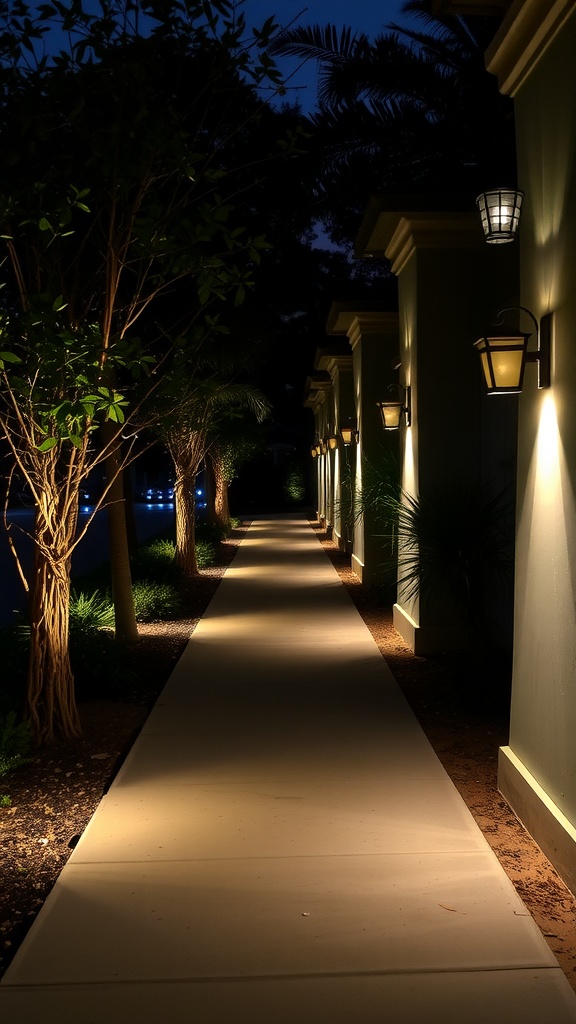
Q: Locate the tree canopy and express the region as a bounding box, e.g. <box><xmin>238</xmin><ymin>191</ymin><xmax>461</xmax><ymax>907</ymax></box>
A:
<box><xmin>0</xmin><ymin>0</ymin><xmax>298</xmax><ymax>741</ymax></box>
<box><xmin>272</xmin><ymin>0</ymin><xmax>516</xmax><ymax>246</ymax></box>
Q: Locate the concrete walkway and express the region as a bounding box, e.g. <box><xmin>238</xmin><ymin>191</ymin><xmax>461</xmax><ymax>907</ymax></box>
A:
<box><xmin>2</xmin><ymin>516</ymin><xmax>576</xmax><ymax>1023</ymax></box>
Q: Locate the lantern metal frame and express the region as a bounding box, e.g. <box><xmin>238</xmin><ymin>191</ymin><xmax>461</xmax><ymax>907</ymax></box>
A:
<box><xmin>377</xmin><ymin>385</ymin><xmax>412</xmax><ymax>430</ymax></box>
<box><xmin>340</xmin><ymin>423</ymin><xmax>359</xmax><ymax>445</ymax></box>
<box><xmin>476</xmin><ymin>188</ymin><xmax>524</xmax><ymax>244</ymax></box>
<box><xmin>474</xmin><ymin>306</ymin><xmax>551</xmax><ymax>394</ymax></box>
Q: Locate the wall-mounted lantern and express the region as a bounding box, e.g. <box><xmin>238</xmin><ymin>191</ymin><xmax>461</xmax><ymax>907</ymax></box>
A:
<box><xmin>377</xmin><ymin>385</ymin><xmax>411</xmax><ymax>430</ymax></box>
<box><xmin>474</xmin><ymin>307</ymin><xmax>551</xmax><ymax>394</ymax></box>
<box><xmin>340</xmin><ymin>424</ymin><xmax>359</xmax><ymax>445</ymax></box>
<box><xmin>476</xmin><ymin>188</ymin><xmax>524</xmax><ymax>243</ymax></box>
<box><xmin>326</xmin><ymin>434</ymin><xmax>339</xmax><ymax>451</ymax></box>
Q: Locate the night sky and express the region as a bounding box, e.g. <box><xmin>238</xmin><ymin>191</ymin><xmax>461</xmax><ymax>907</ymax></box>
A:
<box><xmin>247</xmin><ymin>0</ymin><xmax>408</xmax><ymax>36</ymax></box>
<box><xmin>246</xmin><ymin>1</ymin><xmax>413</xmax><ymax>108</ymax></box>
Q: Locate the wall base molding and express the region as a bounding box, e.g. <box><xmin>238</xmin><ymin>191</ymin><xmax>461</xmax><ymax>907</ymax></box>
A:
<box><xmin>499</xmin><ymin>745</ymin><xmax>576</xmax><ymax>897</ymax></box>
<box><xmin>393</xmin><ymin>603</ymin><xmax>473</xmax><ymax>655</ymax></box>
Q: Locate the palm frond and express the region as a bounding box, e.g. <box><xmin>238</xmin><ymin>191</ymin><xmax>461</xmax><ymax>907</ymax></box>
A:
<box><xmin>208</xmin><ymin>382</ymin><xmax>271</xmax><ymax>423</ymax></box>
<box><xmin>270</xmin><ymin>24</ymin><xmax>369</xmax><ymax>64</ymax></box>
<box><xmin>391</xmin><ymin>483</ymin><xmax>515</xmax><ymax>615</ymax></box>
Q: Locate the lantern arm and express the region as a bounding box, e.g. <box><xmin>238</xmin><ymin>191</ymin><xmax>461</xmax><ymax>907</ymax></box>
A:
<box><xmin>495</xmin><ymin>305</ymin><xmax>538</xmax><ymax>335</ymax></box>
<box><xmin>495</xmin><ymin>306</ymin><xmax>551</xmax><ymax>389</ymax></box>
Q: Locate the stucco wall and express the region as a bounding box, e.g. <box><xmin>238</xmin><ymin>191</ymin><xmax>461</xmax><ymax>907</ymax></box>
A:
<box><xmin>350</xmin><ymin>318</ymin><xmax>399</xmax><ymax>585</ymax></box>
<box><xmin>506</xmin><ymin>7</ymin><xmax>576</xmax><ymax>827</ymax></box>
<box><xmin>394</xmin><ymin>231</ymin><xmax>517</xmax><ymax>648</ymax></box>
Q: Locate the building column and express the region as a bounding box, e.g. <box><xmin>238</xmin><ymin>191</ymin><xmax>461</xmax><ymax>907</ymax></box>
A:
<box><xmin>357</xmin><ymin>201</ymin><xmax>517</xmax><ymax>653</ymax></box>
<box><xmin>327</xmin><ymin>305</ymin><xmax>400</xmax><ymax>584</ymax></box>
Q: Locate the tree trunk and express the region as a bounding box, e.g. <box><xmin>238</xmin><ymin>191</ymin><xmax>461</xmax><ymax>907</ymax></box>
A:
<box><xmin>212</xmin><ymin>450</ymin><xmax>231</xmax><ymax>530</ymax></box>
<box><xmin>168</xmin><ymin>429</ymin><xmax>206</xmax><ymax>577</ymax></box>
<box><xmin>103</xmin><ymin>422</ymin><xmax>139</xmax><ymax>643</ymax></box>
<box><xmin>123</xmin><ymin>462</ymin><xmax>139</xmax><ymax>555</ymax></box>
<box><xmin>26</xmin><ymin>526</ymin><xmax>80</xmax><ymax>744</ymax></box>
<box><xmin>174</xmin><ymin>474</ymin><xmax>199</xmax><ymax>575</ymax></box>
<box><xmin>203</xmin><ymin>454</ymin><xmax>218</xmax><ymax>527</ymax></box>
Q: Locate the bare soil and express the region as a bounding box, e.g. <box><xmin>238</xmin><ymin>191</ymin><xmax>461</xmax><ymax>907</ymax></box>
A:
<box><xmin>1</xmin><ymin>518</ymin><xmax>575</xmax><ymax>990</ymax></box>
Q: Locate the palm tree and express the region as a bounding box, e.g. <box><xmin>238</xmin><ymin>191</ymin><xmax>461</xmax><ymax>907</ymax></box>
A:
<box><xmin>206</xmin><ymin>419</ymin><xmax>265</xmax><ymax>532</ymax></box>
<box><xmin>272</xmin><ymin>1</ymin><xmax>515</xmax><ymax>245</ymax></box>
<box><xmin>159</xmin><ymin>378</ymin><xmax>270</xmax><ymax>575</ymax></box>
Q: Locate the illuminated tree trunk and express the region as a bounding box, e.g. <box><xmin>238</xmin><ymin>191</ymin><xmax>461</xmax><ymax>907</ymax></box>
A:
<box><xmin>26</xmin><ymin>548</ymin><xmax>80</xmax><ymax>743</ymax></box>
<box><xmin>211</xmin><ymin>450</ymin><xmax>231</xmax><ymax>530</ymax></box>
<box><xmin>174</xmin><ymin>475</ymin><xmax>199</xmax><ymax>575</ymax></box>
<box><xmin>102</xmin><ymin>423</ymin><xmax>139</xmax><ymax>643</ymax></box>
<box><xmin>168</xmin><ymin>429</ymin><xmax>206</xmax><ymax>577</ymax></box>
<box><xmin>24</xmin><ymin>466</ymin><xmax>82</xmax><ymax>743</ymax></box>
<box><xmin>203</xmin><ymin>454</ymin><xmax>218</xmax><ymax>527</ymax></box>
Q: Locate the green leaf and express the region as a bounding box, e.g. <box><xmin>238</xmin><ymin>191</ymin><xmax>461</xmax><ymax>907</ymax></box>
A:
<box><xmin>0</xmin><ymin>351</ymin><xmax>22</xmax><ymax>366</ymax></box>
<box><xmin>37</xmin><ymin>437</ymin><xmax>58</xmax><ymax>452</ymax></box>
<box><xmin>107</xmin><ymin>405</ymin><xmax>125</xmax><ymax>424</ymax></box>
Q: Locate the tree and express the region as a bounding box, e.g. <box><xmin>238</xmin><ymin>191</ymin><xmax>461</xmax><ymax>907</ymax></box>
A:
<box><xmin>271</xmin><ymin>0</ymin><xmax>516</xmax><ymax>246</ymax></box>
<box><xmin>0</xmin><ymin>0</ymin><xmax>284</xmax><ymax>742</ymax></box>
<box><xmin>158</xmin><ymin>373</ymin><xmax>269</xmax><ymax>574</ymax></box>
<box><xmin>206</xmin><ymin>421</ymin><xmax>265</xmax><ymax>531</ymax></box>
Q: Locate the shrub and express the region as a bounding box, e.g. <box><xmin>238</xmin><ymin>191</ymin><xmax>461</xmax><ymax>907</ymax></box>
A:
<box><xmin>132</xmin><ymin>580</ymin><xmax>181</xmax><ymax>622</ymax></box>
<box><xmin>196</xmin><ymin>538</ymin><xmax>217</xmax><ymax>568</ymax></box>
<box><xmin>0</xmin><ymin>711</ymin><xmax>32</xmax><ymax>778</ymax></box>
<box><xmin>0</xmin><ymin>626</ymin><xmax>28</xmax><ymax>702</ymax></box>
<box><xmin>283</xmin><ymin>463</ymin><xmax>306</xmax><ymax>503</ymax></box>
<box><xmin>67</xmin><ymin>593</ymin><xmax>134</xmax><ymax>699</ymax></box>
<box><xmin>131</xmin><ymin>539</ymin><xmax>182</xmax><ymax>583</ymax></box>
<box><xmin>70</xmin><ymin>626</ymin><xmax>135</xmax><ymax>701</ymax></box>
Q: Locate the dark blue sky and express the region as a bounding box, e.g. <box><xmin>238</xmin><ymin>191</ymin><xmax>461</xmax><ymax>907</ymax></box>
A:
<box><xmin>247</xmin><ymin>1</ymin><xmax>409</xmax><ymax>37</ymax></box>
<box><xmin>246</xmin><ymin>1</ymin><xmax>414</xmax><ymax>109</ymax></box>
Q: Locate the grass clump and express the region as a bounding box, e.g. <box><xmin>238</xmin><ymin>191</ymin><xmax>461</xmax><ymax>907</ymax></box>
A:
<box><xmin>131</xmin><ymin>538</ymin><xmax>182</xmax><ymax>584</ymax></box>
<box><xmin>132</xmin><ymin>580</ymin><xmax>181</xmax><ymax>622</ymax></box>
<box><xmin>68</xmin><ymin>593</ymin><xmax>134</xmax><ymax>700</ymax></box>
<box><xmin>69</xmin><ymin>590</ymin><xmax>115</xmax><ymax>632</ymax></box>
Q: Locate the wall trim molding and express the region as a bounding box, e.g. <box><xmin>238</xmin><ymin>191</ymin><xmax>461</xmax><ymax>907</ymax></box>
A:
<box><xmin>499</xmin><ymin>745</ymin><xmax>576</xmax><ymax>895</ymax></box>
<box><xmin>486</xmin><ymin>0</ymin><xmax>575</xmax><ymax>95</ymax></box>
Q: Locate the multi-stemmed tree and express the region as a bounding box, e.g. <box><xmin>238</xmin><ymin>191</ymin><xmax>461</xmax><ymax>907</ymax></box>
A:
<box><xmin>0</xmin><ymin>0</ymin><xmax>286</xmax><ymax>742</ymax></box>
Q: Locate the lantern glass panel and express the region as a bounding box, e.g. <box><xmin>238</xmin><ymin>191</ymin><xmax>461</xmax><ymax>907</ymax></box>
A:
<box><xmin>379</xmin><ymin>402</ymin><xmax>403</xmax><ymax>429</ymax></box>
<box><xmin>475</xmin><ymin>333</ymin><xmax>528</xmax><ymax>393</ymax></box>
